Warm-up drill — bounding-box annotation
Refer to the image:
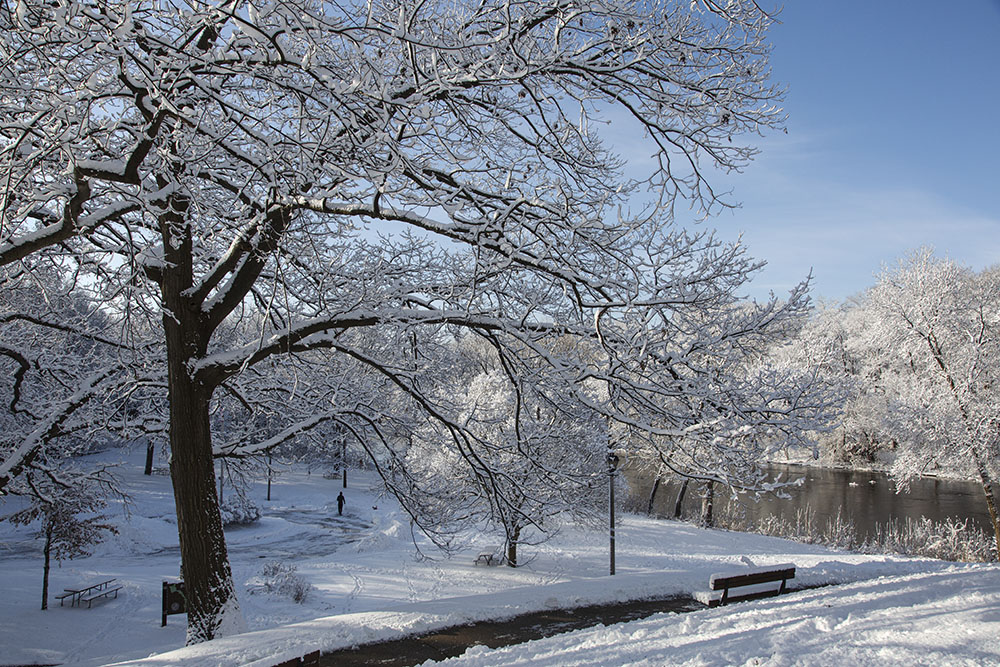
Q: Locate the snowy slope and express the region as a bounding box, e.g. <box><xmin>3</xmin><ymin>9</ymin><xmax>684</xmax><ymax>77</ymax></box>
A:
<box><xmin>427</xmin><ymin>568</ymin><xmax>1000</xmax><ymax>666</ymax></box>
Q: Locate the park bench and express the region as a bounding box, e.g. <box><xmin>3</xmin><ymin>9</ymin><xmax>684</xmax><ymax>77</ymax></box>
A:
<box><xmin>56</xmin><ymin>578</ymin><xmax>121</xmax><ymax>608</ymax></box>
<box><xmin>704</xmin><ymin>563</ymin><xmax>795</xmax><ymax>607</ymax></box>
<box><xmin>474</xmin><ymin>548</ymin><xmax>504</xmax><ymax>566</ymax></box>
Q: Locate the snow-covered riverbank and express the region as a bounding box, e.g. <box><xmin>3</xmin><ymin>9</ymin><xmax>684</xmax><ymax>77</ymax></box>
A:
<box><xmin>1</xmin><ymin>453</ymin><xmax>997</xmax><ymax>666</ymax></box>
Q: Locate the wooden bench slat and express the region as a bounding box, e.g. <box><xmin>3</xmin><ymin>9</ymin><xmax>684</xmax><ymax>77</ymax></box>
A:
<box><xmin>710</xmin><ymin>567</ymin><xmax>795</xmax><ymax>590</ymax></box>
<box><xmin>709</xmin><ymin>588</ymin><xmax>785</xmax><ymax>608</ymax></box>
<box><xmin>81</xmin><ymin>586</ymin><xmax>122</xmax><ymax>600</ymax></box>
<box><xmin>80</xmin><ymin>586</ymin><xmax>122</xmax><ymax>608</ymax></box>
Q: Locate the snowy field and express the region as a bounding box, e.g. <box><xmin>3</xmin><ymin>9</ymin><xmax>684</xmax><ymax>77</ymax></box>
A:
<box><xmin>1</xmin><ymin>451</ymin><xmax>998</xmax><ymax>667</ymax></box>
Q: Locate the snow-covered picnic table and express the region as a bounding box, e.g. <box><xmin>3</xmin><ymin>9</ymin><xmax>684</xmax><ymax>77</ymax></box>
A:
<box><xmin>474</xmin><ymin>548</ymin><xmax>504</xmax><ymax>566</ymax></box>
<box><xmin>55</xmin><ymin>578</ymin><xmax>121</xmax><ymax>608</ymax></box>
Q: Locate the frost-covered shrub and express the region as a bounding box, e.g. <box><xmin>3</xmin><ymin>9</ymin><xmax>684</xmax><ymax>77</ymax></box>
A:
<box><xmin>711</xmin><ymin>501</ymin><xmax>991</xmax><ymax>562</ymax></box>
<box><xmin>619</xmin><ymin>487</ymin><xmax>648</xmax><ymax>515</ymax></box>
<box><xmin>218</xmin><ymin>496</ymin><xmax>261</xmax><ymax>526</ymax></box>
<box><xmin>864</xmin><ymin>517</ymin><xmax>993</xmax><ymax>562</ymax></box>
<box><xmin>821</xmin><ymin>510</ymin><xmax>858</xmax><ymax>550</ymax></box>
<box><xmin>751</xmin><ymin>513</ymin><xmax>791</xmax><ymax>539</ymax></box>
<box><xmin>248</xmin><ymin>561</ymin><xmax>312</xmax><ymax>603</ymax></box>
<box><xmin>716</xmin><ymin>503</ymin><xmax>827</xmax><ymax>545</ymax></box>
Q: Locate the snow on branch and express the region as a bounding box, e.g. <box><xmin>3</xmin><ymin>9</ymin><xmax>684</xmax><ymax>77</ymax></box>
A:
<box><xmin>214</xmin><ymin>411</ymin><xmax>335</xmax><ymax>458</ymax></box>
<box><xmin>0</xmin><ymin>366</ymin><xmax>123</xmax><ymax>495</ymax></box>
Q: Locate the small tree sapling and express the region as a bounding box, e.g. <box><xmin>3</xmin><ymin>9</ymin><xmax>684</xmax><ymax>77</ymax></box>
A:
<box><xmin>3</xmin><ymin>482</ymin><xmax>117</xmax><ymax>610</ymax></box>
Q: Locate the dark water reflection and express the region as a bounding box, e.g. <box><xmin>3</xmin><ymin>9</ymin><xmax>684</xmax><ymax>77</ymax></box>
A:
<box><xmin>626</xmin><ymin>464</ymin><xmax>992</xmax><ymax>541</ymax></box>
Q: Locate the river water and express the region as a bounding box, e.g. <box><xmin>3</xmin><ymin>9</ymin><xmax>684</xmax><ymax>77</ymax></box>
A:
<box><xmin>626</xmin><ymin>464</ymin><xmax>992</xmax><ymax>541</ymax></box>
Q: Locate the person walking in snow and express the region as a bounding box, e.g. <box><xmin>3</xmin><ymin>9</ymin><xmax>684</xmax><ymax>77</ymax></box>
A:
<box><xmin>337</xmin><ymin>491</ymin><xmax>345</xmax><ymax>516</ymax></box>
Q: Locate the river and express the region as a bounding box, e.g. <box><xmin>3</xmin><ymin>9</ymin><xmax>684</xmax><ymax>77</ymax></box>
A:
<box><xmin>626</xmin><ymin>464</ymin><xmax>992</xmax><ymax>541</ymax></box>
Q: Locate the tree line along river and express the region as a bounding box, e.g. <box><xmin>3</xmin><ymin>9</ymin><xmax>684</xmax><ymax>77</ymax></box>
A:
<box><xmin>624</xmin><ymin>463</ymin><xmax>992</xmax><ymax>542</ymax></box>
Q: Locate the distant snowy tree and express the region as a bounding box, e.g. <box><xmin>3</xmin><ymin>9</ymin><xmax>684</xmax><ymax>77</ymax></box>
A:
<box><xmin>409</xmin><ymin>335</ymin><xmax>605</xmax><ymax>566</ymax></box>
<box><xmin>0</xmin><ymin>0</ymin><xmax>825</xmax><ymax>643</ymax></box>
<box><xmin>861</xmin><ymin>250</ymin><xmax>1000</xmax><ymax>557</ymax></box>
<box><xmin>0</xmin><ymin>265</ymin><xmax>129</xmax><ymax>495</ymax></box>
<box><xmin>775</xmin><ymin>302</ymin><xmax>890</xmax><ymax>465</ymax></box>
<box><xmin>782</xmin><ymin>252</ymin><xmax>1000</xmax><ymax>559</ymax></box>
<box><xmin>2</xmin><ymin>479</ymin><xmax>117</xmax><ymax>610</ymax></box>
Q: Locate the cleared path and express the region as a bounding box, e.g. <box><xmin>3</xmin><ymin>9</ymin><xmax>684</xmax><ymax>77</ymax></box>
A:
<box><xmin>312</xmin><ymin>595</ymin><xmax>703</xmax><ymax>666</ymax></box>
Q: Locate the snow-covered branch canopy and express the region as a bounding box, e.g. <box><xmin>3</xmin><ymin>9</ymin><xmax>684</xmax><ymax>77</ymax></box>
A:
<box><xmin>1</xmin><ymin>0</ymin><xmax>818</xmax><ymax>496</ymax></box>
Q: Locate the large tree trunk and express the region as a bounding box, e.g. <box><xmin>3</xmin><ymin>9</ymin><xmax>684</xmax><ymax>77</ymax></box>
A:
<box><xmin>267</xmin><ymin>453</ymin><xmax>273</xmax><ymax>502</ymax></box>
<box><xmin>144</xmin><ymin>442</ymin><xmax>155</xmax><ymax>476</ymax></box>
<box><xmin>506</xmin><ymin>525</ymin><xmax>520</xmax><ymax>568</ymax></box>
<box><xmin>962</xmin><ymin>432</ymin><xmax>1000</xmax><ymax>561</ymax></box>
<box><xmin>673</xmin><ymin>478</ymin><xmax>689</xmax><ymax>519</ymax></box>
<box><xmin>646</xmin><ymin>476</ymin><xmax>661</xmax><ymax>516</ymax></box>
<box><xmin>974</xmin><ymin>465</ymin><xmax>1000</xmax><ymax>560</ymax></box>
<box><xmin>165</xmin><ymin>338</ymin><xmax>244</xmax><ymax>643</ymax></box>
<box><xmin>700</xmin><ymin>481</ymin><xmax>714</xmax><ymax>528</ymax></box>
<box><xmin>160</xmin><ymin>194</ymin><xmax>245</xmax><ymax>644</ymax></box>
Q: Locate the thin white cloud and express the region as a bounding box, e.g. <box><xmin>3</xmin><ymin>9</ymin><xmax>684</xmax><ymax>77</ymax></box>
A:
<box><xmin>714</xmin><ymin>181</ymin><xmax>1000</xmax><ymax>301</ymax></box>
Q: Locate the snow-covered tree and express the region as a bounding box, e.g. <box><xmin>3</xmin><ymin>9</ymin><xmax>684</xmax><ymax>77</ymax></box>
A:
<box><xmin>786</xmin><ymin>301</ymin><xmax>901</xmax><ymax>465</ymax></box>
<box><xmin>624</xmin><ymin>293</ymin><xmax>841</xmax><ymax>507</ymax></box>
<box><xmin>2</xmin><ymin>477</ymin><xmax>117</xmax><ymax>610</ymax></box>
<box><xmin>409</xmin><ymin>335</ymin><xmax>605</xmax><ymax>566</ymax></box>
<box><xmin>1</xmin><ymin>0</ymin><xmax>826</xmax><ymax>642</ymax></box>
<box><xmin>0</xmin><ymin>264</ymin><xmax>129</xmax><ymax>496</ymax></box>
<box><xmin>781</xmin><ymin>252</ymin><xmax>1000</xmax><ymax>558</ymax></box>
<box><xmin>860</xmin><ymin>251</ymin><xmax>1000</xmax><ymax>556</ymax></box>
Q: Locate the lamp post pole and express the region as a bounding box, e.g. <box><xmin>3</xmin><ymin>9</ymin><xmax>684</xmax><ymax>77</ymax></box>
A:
<box><xmin>266</xmin><ymin>452</ymin><xmax>272</xmax><ymax>501</ymax></box>
<box><xmin>342</xmin><ymin>438</ymin><xmax>348</xmax><ymax>488</ymax></box>
<box><xmin>607</xmin><ymin>452</ymin><xmax>619</xmax><ymax>576</ymax></box>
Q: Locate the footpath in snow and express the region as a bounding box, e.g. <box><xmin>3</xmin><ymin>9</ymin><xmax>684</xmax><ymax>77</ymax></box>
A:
<box><xmin>0</xmin><ymin>451</ymin><xmax>998</xmax><ymax>666</ymax></box>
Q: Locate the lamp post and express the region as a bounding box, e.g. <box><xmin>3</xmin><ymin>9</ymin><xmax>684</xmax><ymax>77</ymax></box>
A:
<box><xmin>342</xmin><ymin>437</ymin><xmax>348</xmax><ymax>488</ymax></box>
<box><xmin>266</xmin><ymin>452</ymin><xmax>272</xmax><ymax>501</ymax></box>
<box><xmin>607</xmin><ymin>451</ymin><xmax>620</xmax><ymax>576</ymax></box>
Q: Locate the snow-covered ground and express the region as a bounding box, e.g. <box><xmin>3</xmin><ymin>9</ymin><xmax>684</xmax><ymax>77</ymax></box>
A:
<box><xmin>429</xmin><ymin>568</ymin><xmax>1000</xmax><ymax>666</ymax></box>
<box><xmin>1</xmin><ymin>450</ymin><xmax>998</xmax><ymax>666</ymax></box>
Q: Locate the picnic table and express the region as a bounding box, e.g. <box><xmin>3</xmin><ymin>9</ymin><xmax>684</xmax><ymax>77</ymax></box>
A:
<box><xmin>55</xmin><ymin>579</ymin><xmax>121</xmax><ymax>608</ymax></box>
<box><xmin>474</xmin><ymin>548</ymin><xmax>504</xmax><ymax>566</ymax></box>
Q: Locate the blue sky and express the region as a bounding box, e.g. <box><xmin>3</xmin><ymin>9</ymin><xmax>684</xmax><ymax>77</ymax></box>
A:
<box><xmin>677</xmin><ymin>1</ymin><xmax>1000</xmax><ymax>302</ymax></box>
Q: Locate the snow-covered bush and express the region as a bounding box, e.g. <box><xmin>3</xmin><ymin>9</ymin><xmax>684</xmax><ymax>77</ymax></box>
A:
<box><xmin>712</xmin><ymin>501</ymin><xmax>992</xmax><ymax>562</ymax></box>
<box><xmin>716</xmin><ymin>503</ymin><xmax>825</xmax><ymax>544</ymax></box>
<box><xmin>865</xmin><ymin>517</ymin><xmax>993</xmax><ymax>563</ymax></box>
<box><xmin>822</xmin><ymin>511</ymin><xmax>858</xmax><ymax>550</ymax></box>
<box><xmin>218</xmin><ymin>496</ymin><xmax>261</xmax><ymax>527</ymax></box>
<box><xmin>248</xmin><ymin>561</ymin><xmax>312</xmax><ymax>604</ymax></box>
